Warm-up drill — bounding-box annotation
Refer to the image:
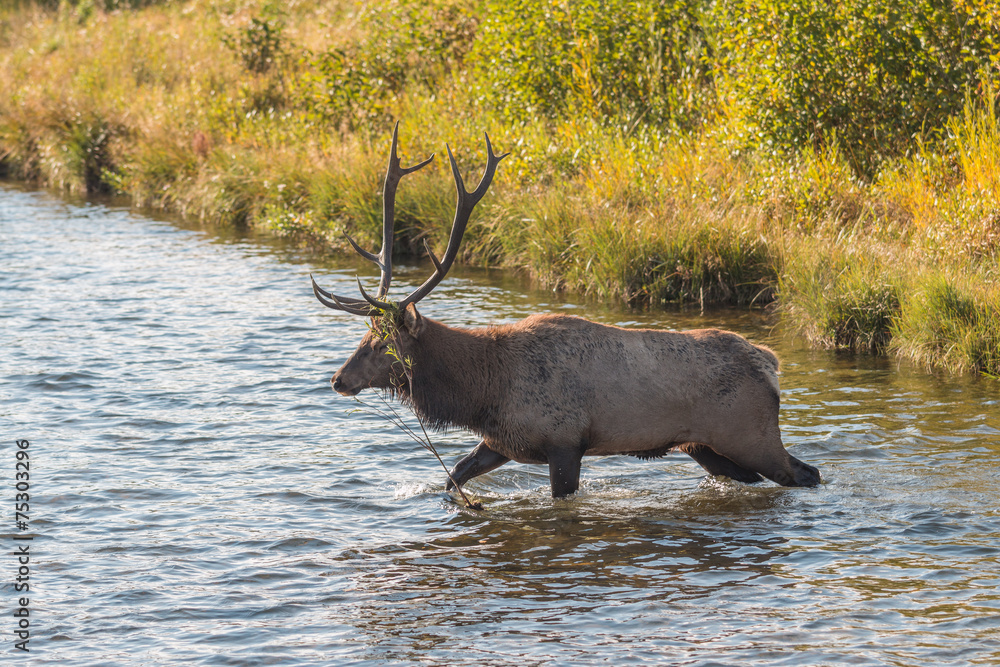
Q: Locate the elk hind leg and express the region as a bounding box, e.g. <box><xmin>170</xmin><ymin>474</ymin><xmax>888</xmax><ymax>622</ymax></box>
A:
<box><xmin>785</xmin><ymin>454</ymin><xmax>821</xmax><ymax>487</ymax></box>
<box><xmin>721</xmin><ymin>431</ymin><xmax>821</xmax><ymax>488</ymax></box>
<box><xmin>446</xmin><ymin>441</ymin><xmax>510</xmax><ymax>491</ymax></box>
<box><xmin>548</xmin><ymin>446</ymin><xmax>583</xmax><ymax>498</ymax></box>
<box><xmin>678</xmin><ymin>443</ymin><xmax>764</xmax><ymax>484</ymax></box>
<box><xmin>758</xmin><ymin>453</ymin><xmax>821</xmax><ymax>487</ymax></box>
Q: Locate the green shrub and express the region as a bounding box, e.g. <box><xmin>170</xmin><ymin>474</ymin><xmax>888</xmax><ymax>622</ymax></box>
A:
<box><xmin>63</xmin><ymin>112</ymin><xmax>118</xmax><ymax>193</ymax></box>
<box><xmin>224</xmin><ymin>15</ymin><xmax>285</xmax><ymax>74</ymax></box>
<box><xmin>292</xmin><ymin>0</ymin><xmax>481</xmax><ymax>130</ymax></box>
<box><xmin>471</xmin><ymin>0</ymin><xmax>714</xmax><ymax>129</ymax></box>
<box><xmin>715</xmin><ymin>0</ymin><xmax>1000</xmax><ymax>176</ymax></box>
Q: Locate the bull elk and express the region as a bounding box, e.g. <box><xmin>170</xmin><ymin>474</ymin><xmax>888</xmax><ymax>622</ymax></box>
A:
<box><xmin>312</xmin><ymin>124</ymin><xmax>821</xmax><ymax>498</ymax></box>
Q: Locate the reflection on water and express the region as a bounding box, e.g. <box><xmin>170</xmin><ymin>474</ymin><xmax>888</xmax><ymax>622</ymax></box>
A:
<box><xmin>2</xmin><ymin>183</ymin><xmax>999</xmax><ymax>665</ymax></box>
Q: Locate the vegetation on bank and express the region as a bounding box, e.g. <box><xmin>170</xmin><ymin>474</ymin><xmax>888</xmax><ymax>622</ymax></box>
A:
<box><xmin>1</xmin><ymin>0</ymin><xmax>999</xmax><ymax>376</ymax></box>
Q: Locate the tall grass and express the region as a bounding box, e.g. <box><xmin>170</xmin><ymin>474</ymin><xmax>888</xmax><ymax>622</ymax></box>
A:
<box><xmin>1</xmin><ymin>0</ymin><xmax>998</xmax><ymax>375</ymax></box>
<box><xmin>778</xmin><ymin>239</ymin><xmax>903</xmax><ymax>353</ymax></box>
<box><xmin>892</xmin><ymin>274</ymin><xmax>1000</xmax><ymax>375</ymax></box>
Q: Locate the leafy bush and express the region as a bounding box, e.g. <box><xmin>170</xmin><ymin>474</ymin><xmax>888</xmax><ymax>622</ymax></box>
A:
<box><xmin>292</xmin><ymin>0</ymin><xmax>480</xmax><ymax>130</ymax></box>
<box><xmin>62</xmin><ymin>112</ymin><xmax>119</xmax><ymax>193</ymax></box>
<box><xmin>715</xmin><ymin>0</ymin><xmax>1000</xmax><ymax>176</ymax></box>
<box><xmin>471</xmin><ymin>0</ymin><xmax>714</xmax><ymax>129</ymax></box>
<box><xmin>225</xmin><ymin>16</ymin><xmax>284</xmax><ymax>74</ymax></box>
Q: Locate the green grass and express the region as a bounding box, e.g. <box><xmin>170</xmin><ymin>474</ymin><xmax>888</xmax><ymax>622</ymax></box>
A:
<box><xmin>778</xmin><ymin>240</ymin><xmax>903</xmax><ymax>353</ymax></box>
<box><xmin>893</xmin><ymin>274</ymin><xmax>1000</xmax><ymax>376</ymax></box>
<box><xmin>1</xmin><ymin>0</ymin><xmax>999</xmax><ymax>376</ymax></box>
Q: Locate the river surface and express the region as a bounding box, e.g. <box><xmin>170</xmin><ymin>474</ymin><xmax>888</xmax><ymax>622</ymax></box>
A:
<box><xmin>2</xmin><ymin>183</ymin><xmax>1000</xmax><ymax>666</ymax></box>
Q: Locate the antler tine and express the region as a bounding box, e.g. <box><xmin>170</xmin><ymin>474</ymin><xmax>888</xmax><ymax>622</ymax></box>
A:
<box><xmin>319</xmin><ymin>123</ymin><xmax>434</xmax><ymax>318</ymax></box>
<box><xmin>355</xmin><ymin>276</ymin><xmax>393</xmax><ymax>311</ymax></box>
<box><xmin>343</xmin><ymin>232</ymin><xmax>383</xmax><ymax>271</ymax></box>
<box><xmin>311</xmin><ymin>274</ymin><xmax>375</xmax><ymax>317</ymax></box>
<box><xmin>376</xmin><ymin>121</ymin><xmax>435</xmax><ymax>299</ymax></box>
<box><xmin>399</xmin><ymin>133</ymin><xmax>508</xmax><ymax>309</ymax></box>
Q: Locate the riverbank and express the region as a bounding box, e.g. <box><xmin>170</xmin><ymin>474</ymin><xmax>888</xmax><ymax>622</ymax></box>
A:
<box><xmin>2</xmin><ymin>0</ymin><xmax>998</xmax><ymax>375</ymax></box>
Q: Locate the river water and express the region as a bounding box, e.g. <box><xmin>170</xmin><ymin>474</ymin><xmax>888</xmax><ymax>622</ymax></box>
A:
<box><xmin>2</xmin><ymin>183</ymin><xmax>999</xmax><ymax>665</ymax></box>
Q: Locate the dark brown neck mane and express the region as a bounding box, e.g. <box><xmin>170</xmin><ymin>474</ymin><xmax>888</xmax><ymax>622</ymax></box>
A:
<box><xmin>399</xmin><ymin>318</ymin><xmax>505</xmax><ymax>436</ymax></box>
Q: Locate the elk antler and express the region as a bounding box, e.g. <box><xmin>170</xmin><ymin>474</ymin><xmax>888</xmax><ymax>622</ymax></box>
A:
<box><xmin>312</xmin><ymin>124</ymin><xmax>508</xmax><ymax>317</ymax></box>
<box><xmin>397</xmin><ymin>133</ymin><xmax>509</xmax><ymax>309</ymax></box>
<box><xmin>312</xmin><ymin>121</ymin><xmax>434</xmax><ymax>316</ymax></box>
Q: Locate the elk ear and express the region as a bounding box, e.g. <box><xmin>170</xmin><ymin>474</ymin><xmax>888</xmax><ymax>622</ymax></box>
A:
<box><xmin>401</xmin><ymin>303</ymin><xmax>425</xmax><ymax>339</ymax></box>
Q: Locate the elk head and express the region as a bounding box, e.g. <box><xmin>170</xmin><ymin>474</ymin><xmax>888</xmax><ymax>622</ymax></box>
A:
<box><xmin>311</xmin><ymin>123</ymin><xmax>508</xmax><ymax>396</ymax></box>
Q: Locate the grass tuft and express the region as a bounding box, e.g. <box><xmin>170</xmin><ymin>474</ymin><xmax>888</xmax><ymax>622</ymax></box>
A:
<box><xmin>893</xmin><ymin>274</ymin><xmax>1000</xmax><ymax>376</ymax></box>
<box><xmin>779</xmin><ymin>241</ymin><xmax>903</xmax><ymax>353</ymax></box>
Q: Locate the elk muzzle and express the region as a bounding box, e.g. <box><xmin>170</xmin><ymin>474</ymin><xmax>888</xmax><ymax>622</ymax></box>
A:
<box><xmin>331</xmin><ymin>371</ymin><xmax>360</xmax><ymax>397</ymax></box>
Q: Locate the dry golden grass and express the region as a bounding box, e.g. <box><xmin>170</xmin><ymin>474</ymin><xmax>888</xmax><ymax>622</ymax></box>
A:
<box><xmin>1</xmin><ymin>0</ymin><xmax>997</xmax><ymax>374</ymax></box>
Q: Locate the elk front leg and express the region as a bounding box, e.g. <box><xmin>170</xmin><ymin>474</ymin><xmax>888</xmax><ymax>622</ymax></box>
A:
<box><xmin>446</xmin><ymin>440</ymin><xmax>510</xmax><ymax>490</ymax></box>
<box><xmin>548</xmin><ymin>446</ymin><xmax>583</xmax><ymax>498</ymax></box>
